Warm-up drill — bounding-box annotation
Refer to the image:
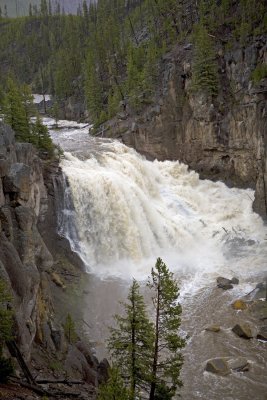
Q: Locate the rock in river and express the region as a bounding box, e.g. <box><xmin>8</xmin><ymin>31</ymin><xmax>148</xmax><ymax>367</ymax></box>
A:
<box><xmin>232</xmin><ymin>299</ymin><xmax>248</xmax><ymax>310</ymax></box>
<box><xmin>205</xmin><ymin>358</ymin><xmax>230</xmax><ymax>375</ymax></box>
<box><xmin>217</xmin><ymin>277</ymin><xmax>233</xmax><ymax>290</ymax></box>
<box><xmin>217</xmin><ymin>276</ymin><xmax>239</xmax><ymax>289</ymax></box>
<box><xmin>205</xmin><ymin>325</ymin><xmax>221</xmax><ymax>332</ymax></box>
<box><xmin>232</xmin><ymin>323</ymin><xmax>253</xmax><ymax>339</ymax></box>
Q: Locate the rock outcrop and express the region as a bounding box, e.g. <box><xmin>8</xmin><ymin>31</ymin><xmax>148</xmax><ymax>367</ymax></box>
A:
<box><xmin>104</xmin><ymin>36</ymin><xmax>267</xmax><ymax>219</ymax></box>
<box><xmin>0</xmin><ymin>122</ymin><xmax>105</xmax><ymax>394</ymax></box>
<box><xmin>0</xmin><ymin>122</ymin><xmax>52</xmax><ymax>358</ymax></box>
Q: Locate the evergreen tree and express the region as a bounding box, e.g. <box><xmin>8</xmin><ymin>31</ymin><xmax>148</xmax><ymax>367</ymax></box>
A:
<box><xmin>148</xmin><ymin>258</ymin><xmax>185</xmax><ymax>400</ymax></box>
<box><xmin>97</xmin><ymin>367</ymin><xmax>130</xmax><ymax>400</ymax></box>
<box><xmin>0</xmin><ymin>279</ymin><xmax>14</xmax><ymax>384</ymax></box>
<box><xmin>33</xmin><ymin>115</ymin><xmax>54</xmax><ymax>154</ymax></box>
<box><xmin>48</xmin><ymin>0</ymin><xmax>52</xmax><ymax>16</ymax></box>
<box><xmin>4</xmin><ymin>4</ymin><xmax>7</xmax><ymax>18</ymax></box>
<box><xmin>0</xmin><ymin>279</ymin><xmax>13</xmax><ymax>346</ymax></box>
<box><xmin>85</xmin><ymin>51</ymin><xmax>104</xmax><ymax>125</ymax></box>
<box><xmin>40</xmin><ymin>0</ymin><xmax>48</xmax><ymax>17</ymax></box>
<box><xmin>63</xmin><ymin>314</ymin><xmax>78</xmax><ymax>344</ymax></box>
<box><xmin>191</xmin><ymin>24</ymin><xmax>218</xmax><ymax>96</ymax></box>
<box><xmin>55</xmin><ymin>1</ymin><xmax>61</xmax><ymax>15</ymax></box>
<box><xmin>3</xmin><ymin>78</ymin><xmax>30</xmax><ymax>141</ymax></box>
<box><xmin>108</xmin><ymin>279</ymin><xmax>154</xmax><ymax>399</ymax></box>
<box><xmin>0</xmin><ymin>6</ymin><xmax>2</xmax><ymax>18</ymax></box>
<box><xmin>29</xmin><ymin>3</ymin><xmax>33</xmax><ymax>17</ymax></box>
<box><xmin>33</xmin><ymin>4</ymin><xmax>38</xmax><ymax>16</ymax></box>
<box><xmin>52</xmin><ymin>101</ymin><xmax>60</xmax><ymax>127</ymax></box>
<box><xmin>21</xmin><ymin>84</ymin><xmax>35</xmax><ymax>127</ymax></box>
<box><xmin>83</xmin><ymin>0</ymin><xmax>89</xmax><ymax>19</ymax></box>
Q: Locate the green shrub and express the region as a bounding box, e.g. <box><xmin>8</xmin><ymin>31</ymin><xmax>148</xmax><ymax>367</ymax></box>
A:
<box><xmin>63</xmin><ymin>314</ymin><xmax>78</xmax><ymax>344</ymax></box>
<box><xmin>251</xmin><ymin>64</ymin><xmax>267</xmax><ymax>84</ymax></box>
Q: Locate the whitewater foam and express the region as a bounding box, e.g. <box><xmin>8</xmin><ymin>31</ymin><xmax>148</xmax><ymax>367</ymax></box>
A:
<box><xmin>55</xmin><ymin>135</ymin><xmax>266</xmax><ymax>293</ymax></box>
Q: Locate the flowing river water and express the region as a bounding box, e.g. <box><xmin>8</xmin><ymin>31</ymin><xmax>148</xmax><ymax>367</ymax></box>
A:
<box><xmin>46</xmin><ymin>117</ymin><xmax>267</xmax><ymax>400</ymax></box>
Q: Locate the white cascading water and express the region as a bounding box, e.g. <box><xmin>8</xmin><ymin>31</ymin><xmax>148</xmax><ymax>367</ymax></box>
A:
<box><xmin>48</xmin><ymin>117</ymin><xmax>267</xmax><ymax>289</ymax></box>
<box><xmin>48</xmin><ymin>118</ymin><xmax>267</xmax><ymax>400</ymax></box>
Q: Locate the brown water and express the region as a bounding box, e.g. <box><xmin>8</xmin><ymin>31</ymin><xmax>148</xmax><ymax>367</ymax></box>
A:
<box><xmin>82</xmin><ymin>275</ymin><xmax>267</xmax><ymax>400</ymax></box>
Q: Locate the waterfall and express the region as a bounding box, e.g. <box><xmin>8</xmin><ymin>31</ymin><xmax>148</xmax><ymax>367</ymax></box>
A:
<box><xmin>47</xmin><ymin>118</ymin><xmax>267</xmax><ymax>399</ymax></box>
<box><xmin>54</xmin><ymin>131</ymin><xmax>266</xmax><ymax>288</ymax></box>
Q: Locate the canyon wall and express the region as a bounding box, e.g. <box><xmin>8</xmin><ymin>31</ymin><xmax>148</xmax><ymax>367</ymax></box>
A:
<box><xmin>105</xmin><ymin>37</ymin><xmax>267</xmax><ymax>219</ymax></box>
<box><xmin>0</xmin><ymin>122</ymin><xmax>106</xmax><ymax>392</ymax></box>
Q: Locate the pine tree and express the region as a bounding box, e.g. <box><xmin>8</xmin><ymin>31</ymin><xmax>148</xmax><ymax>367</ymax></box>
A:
<box><xmin>4</xmin><ymin>4</ymin><xmax>7</xmax><ymax>18</ymax></box>
<box><xmin>108</xmin><ymin>279</ymin><xmax>154</xmax><ymax>399</ymax></box>
<box><xmin>63</xmin><ymin>314</ymin><xmax>78</xmax><ymax>344</ymax></box>
<box><xmin>0</xmin><ymin>279</ymin><xmax>14</xmax><ymax>384</ymax></box>
<box><xmin>191</xmin><ymin>24</ymin><xmax>218</xmax><ymax>96</ymax></box>
<box><xmin>0</xmin><ymin>279</ymin><xmax>13</xmax><ymax>346</ymax></box>
<box><xmin>148</xmin><ymin>258</ymin><xmax>185</xmax><ymax>400</ymax></box>
<box><xmin>82</xmin><ymin>0</ymin><xmax>89</xmax><ymax>19</ymax></box>
<box><xmin>33</xmin><ymin>115</ymin><xmax>54</xmax><ymax>154</ymax></box>
<box><xmin>48</xmin><ymin>0</ymin><xmax>52</xmax><ymax>16</ymax></box>
<box><xmin>3</xmin><ymin>78</ymin><xmax>30</xmax><ymax>142</ymax></box>
<box><xmin>29</xmin><ymin>3</ymin><xmax>33</xmax><ymax>17</ymax></box>
<box><xmin>40</xmin><ymin>0</ymin><xmax>48</xmax><ymax>17</ymax></box>
<box><xmin>85</xmin><ymin>51</ymin><xmax>104</xmax><ymax>125</ymax></box>
<box><xmin>97</xmin><ymin>367</ymin><xmax>130</xmax><ymax>400</ymax></box>
<box><xmin>0</xmin><ymin>6</ymin><xmax>2</xmax><ymax>18</ymax></box>
<box><xmin>21</xmin><ymin>84</ymin><xmax>35</xmax><ymax>126</ymax></box>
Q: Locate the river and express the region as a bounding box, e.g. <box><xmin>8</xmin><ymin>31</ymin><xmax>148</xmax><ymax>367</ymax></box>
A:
<box><xmin>46</xmin><ymin>117</ymin><xmax>267</xmax><ymax>400</ymax></box>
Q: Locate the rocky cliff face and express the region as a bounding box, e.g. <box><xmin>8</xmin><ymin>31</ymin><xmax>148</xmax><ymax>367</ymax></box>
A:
<box><xmin>0</xmin><ymin>122</ymin><xmax>106</xmax><ymax>395</ymax></box>
<box><xmin>105</xmin><ymin>36</ymin><xmax>267</xmax><ymax>219</ymax></box>
<box><xmin>0</xmin><ymin>122</ymin><xmax>53</xmax><ymax>357</ymax></box>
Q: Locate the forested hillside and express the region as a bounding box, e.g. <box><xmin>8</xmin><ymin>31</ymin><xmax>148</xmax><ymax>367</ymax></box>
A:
<box><xmin>1</xmin><ymin>0</ymin><xmax>266</xmax><ymax>127</ymax></box>
<box><xmin>0</xmin><ymin>0</ymin><xmax>92</xmax><ymax>17</ymax></box>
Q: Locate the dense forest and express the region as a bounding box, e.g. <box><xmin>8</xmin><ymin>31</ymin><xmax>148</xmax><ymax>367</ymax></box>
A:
<box><xmin>0</xmin><ymin>0</ymin><xmax>266</xmax><ymax>129</ymax></box>
<box><xmin>0</xmin><ymin>0</ymin><xmax>89</xmax><ymax>17</ymax></box>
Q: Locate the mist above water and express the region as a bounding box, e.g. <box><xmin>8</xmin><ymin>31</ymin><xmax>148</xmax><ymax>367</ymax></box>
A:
<box><xmin>54</xmin><ymin>127</ymin><xmax>266</xmax><ymax>294</ymax></box>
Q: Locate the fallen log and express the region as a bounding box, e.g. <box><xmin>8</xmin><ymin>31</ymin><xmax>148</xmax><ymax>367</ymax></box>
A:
<box><xmin>9</xmin><ymin>377</ymin><xmax>81</xmax><ymax>398</ymax></box>
<box><xmin>36</xmin><ymin>378</ymin><xmax>85</xmax><ymax>385</ymax></box>
<box><xmin>9</xmin><ymin>377</ymin><xmax>50</xmax><ymax>396</ymax></box>
<box><xmin>6</xmin><ymin>341</ymin><xmax>35</xmax><ymax>384</ymax></box>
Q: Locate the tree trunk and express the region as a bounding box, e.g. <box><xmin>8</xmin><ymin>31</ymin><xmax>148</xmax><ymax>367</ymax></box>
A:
<box><xmin>6</xmin><ymin>340</ymin><xmax>35</xmax><ymax>385</ymax></box>
<box><xmin>131</xmin><ymin>286</ymin><xmax>136</xmax><ymax>399</ymax></box>
<box><xmin>149</xmin><ymin>280</ymin><xmax>160</xmax><ymax>400</ymax></box>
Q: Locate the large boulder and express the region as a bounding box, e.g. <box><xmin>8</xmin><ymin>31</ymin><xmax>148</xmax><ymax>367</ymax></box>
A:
<box><xmin>217</xmin><ymin>276</ymin><xmax>239</xmax><ymax>290</ymax></box>
<box><xmin>65</xmin><ymin>343</ymin><xmax>98</xmax><ymax>386</ymax></box>
<box><xmin>205</xmin><ymin>358</ymin><xmax>230</xmax><ymax>375</ymax></box>
<box><xmin>217</xmin><ymin>277</ymin><xmax>233</xmax><ymax>290</ymax></box>
<box><xmin>232</xmin><ymin>323</ymin><xmax>253</xmax><ymax>339</ymax></box>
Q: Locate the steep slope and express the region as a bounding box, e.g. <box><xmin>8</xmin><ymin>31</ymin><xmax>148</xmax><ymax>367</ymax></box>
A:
<box><xmin>103</xmin><ymin>37</ymin><xmax>267</xmax><ymax>219</ymax></box>
<box><xmin>0</xmin><ymin>122</ymin><xmax>107</xmax><ymax>397</ymax></box>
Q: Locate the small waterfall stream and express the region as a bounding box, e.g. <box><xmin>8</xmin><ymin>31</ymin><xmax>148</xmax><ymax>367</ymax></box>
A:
<box><xmin>47</xmin><ymin>118</ymin><xmax>267</xmax><ymax>400</ymax></box>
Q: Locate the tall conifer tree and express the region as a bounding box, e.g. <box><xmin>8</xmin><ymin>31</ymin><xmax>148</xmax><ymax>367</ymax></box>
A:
<box><xmin>148</xmin><ymin>258</ymin><xmax>185</xmax><ymax>400</ymax></box>
<box><xmin>3</xmin><ymin>78</ymin><xmax>29</xmax><ymax>141</ymax></box>
<box><xmin>108</xmin><ymin>279</ymin><xmax>154</xmax><ymax>399</ymax></box>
